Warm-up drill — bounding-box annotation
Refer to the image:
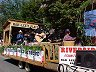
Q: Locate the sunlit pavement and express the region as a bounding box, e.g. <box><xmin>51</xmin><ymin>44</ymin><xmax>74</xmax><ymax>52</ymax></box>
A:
<box><xmin>0</xmin><ymin>55</ymin><xmax>57</xmax><ymax>72</ymax></box>
<box><xmin>0</xmin><ymin>55</ymin><xmax>26</xmax><ymax>72</ymax></box>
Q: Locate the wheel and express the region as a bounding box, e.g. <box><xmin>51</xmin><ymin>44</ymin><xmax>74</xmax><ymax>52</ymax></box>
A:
<box><xmin>18</xmin><ymin>61</ymin><xmax>23</xmax><ymax>69</ymax></box>
<box><xmin>25</xmin><ymin>63</ymin><xmax>30</xmax><ymax>72</ymax></box>
<box><xmin>58</xmin><ymin>64</ymin><xmax>64</xmax><ymax>72</ymax></box>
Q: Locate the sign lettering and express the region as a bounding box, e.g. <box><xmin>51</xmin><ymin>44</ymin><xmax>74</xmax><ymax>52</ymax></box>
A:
<box><xmin>12</xmin><ymin>23</ymin><xmax>38</xmax><ymax>29</ymax></box>
<box><xmin>59</xmin><ymin>46</ymin><xmax>96</xmax><ymax>66</ymax></box>
<box><xmin>61</xmin><ymin>47</ymin><xmax>96</xmax><ymax>53</ymax></box>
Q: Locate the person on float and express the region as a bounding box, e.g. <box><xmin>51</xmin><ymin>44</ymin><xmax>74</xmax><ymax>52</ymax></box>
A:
<box><xmin>16</xmin><ymin>30</ymin><xmax>24</xmax><ymax>45</ymax></box>
<box><xmin>63</xmin><ymin>29</ymin><xmax>76</xmax><ymax>41</ymax></box>
<box><xmin>34</xmin><ymin>26</ymin><xmax>46</xmax><ymax>42</ymax></box>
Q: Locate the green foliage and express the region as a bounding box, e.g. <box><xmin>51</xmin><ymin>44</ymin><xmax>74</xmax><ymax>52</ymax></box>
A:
<box><xmin>0</xmin><ymin>0</ymin><xmax>93</xmax><ymax>45</ymax></box>
<box><xmin>23</xmin><ymin>45</ymin><xmax>42</xmax><ymax>51</ymax></box>
<box><xmin>3</xmin><ymin>45</ymin><xmax>42</xmax><ymax>52</ymax></box>
<box><xmin>45</xmin><ymin>0</ymin><xmax>91</xmax><ymax>30</ymax></box>
<box><xmin>0</xmin><ymin>0</ymin><xmax>90</xmax><ymax>29</ymax></box>
<box><xmin>80</xmin><ymin>0</ymin><xmax>91</xmax><ymax>10</ymax></box>
<box><xmin>0</xmin><ymin>46</ymin><xmax>5</xmax><ymax>53</ymax></box>
<box><xmin>75</xmin><ymin>22</ymin><xmax>84</xmax><ymax>37</ymax></box>
<box><xmin>0</xmin><ymin>0</ymin><xmax>24</xmax><ymax>33</ymax></box>
<box><xmin>0</xmin><ymin>0</ymin><xmax>23</xmax><ymax>19</ymax></box>
<box><xmin>23</xmin><ymin>45</ymin><xmax>30</xmax><ymax>51</ymax></box>
<box><xmin>21</xmin><ymin>0</ymin><xmax>45</xmax><ymax>22</ymax></box>
<box><xmin>31</xmin><ymin>45</ymin><xmax>42</xmax><ymax>51</ymax></box>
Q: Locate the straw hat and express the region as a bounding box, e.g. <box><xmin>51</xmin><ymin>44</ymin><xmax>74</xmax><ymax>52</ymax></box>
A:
<box><xmin>19</xmin><ymin>30</ymin><xmax>22</xmax><ymax>33</ymax></box>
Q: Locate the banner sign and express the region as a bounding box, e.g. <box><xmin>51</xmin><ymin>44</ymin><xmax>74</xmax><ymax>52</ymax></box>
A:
<box><xmin>12</xmin><ymin>22</ymin><xmax>38</xmax><ymax>29</ymax></box>
<box><xmin>27</xmin><ymin>50</ymin><xmax>44</xmax><ymax>62</ymax></box>
<box><xmin>16</xmin><ymin>48</ymin><xmax>22</xmax><ymax>56</ymax></box>
<box><xmin>3</xmin><ymin>48</ymin><xmax>44</xmax><ymax>62</ymax></box>
<box><xmin>59</xmin><ymin>46</ymin><xmax>96</xmax><ymax>66</ymax></box>
<box><xmin>84</xmin><ymin>10</ymin><xmax>96</xmax><ymax>36</ymax></box>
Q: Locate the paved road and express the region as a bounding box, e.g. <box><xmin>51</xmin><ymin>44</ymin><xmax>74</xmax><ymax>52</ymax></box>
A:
<box><xmin>0</xmin><ymin>55</ymin><xmax>26</xmax><ymax>72</ymax></box>
<box><xmin>0</xmin><ymin>55</ymin><xmax>57</xmax><ymax>72</ymax></box>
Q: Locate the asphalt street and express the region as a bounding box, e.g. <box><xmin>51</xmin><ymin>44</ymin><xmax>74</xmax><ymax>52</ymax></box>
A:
<box><xmin>0</xmin><ymin>55</ymin><xmax>57</xmax><ymax>72</ymax></box>
<box><xmin>0</xmin><ymin>55</ymin><xmax>26</xmax><ymax>72</ymax></box>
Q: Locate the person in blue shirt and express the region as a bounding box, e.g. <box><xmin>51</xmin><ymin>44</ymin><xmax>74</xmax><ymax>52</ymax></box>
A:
<box><xmin>16</xmin><ymin>30</ymin><xmax>24</xmax><ymax>45</ymax></box>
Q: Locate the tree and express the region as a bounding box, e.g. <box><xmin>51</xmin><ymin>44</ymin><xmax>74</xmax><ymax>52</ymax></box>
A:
<box><xmin>0</xmin><ymin>0</ymin><xmax>93</xmax><ymax>45</ymax></box>
<box><xmin>21</xmin><ymin>0</ymin><xmax>45</xmax><ymax>22</ymax></box>
<box><xmin>0</xmin><ymin>0</ymin><xmax>24</xmax><ymax>24</ymax></box>
<box><xmin>0</xmin><ymin>0</ymin><xmax>91</xmax><ymax>30</ymax></box>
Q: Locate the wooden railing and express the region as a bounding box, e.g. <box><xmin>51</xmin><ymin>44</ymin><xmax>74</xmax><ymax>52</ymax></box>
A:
<box><xmin>4</xmin><ymin>42</ymin><xmax>62</xmax><ymax>63</ymax></box>
<box><xmin>40</xmin><ymin>42</ymin><xmax>62</xmax><ymax>63</ymax></box>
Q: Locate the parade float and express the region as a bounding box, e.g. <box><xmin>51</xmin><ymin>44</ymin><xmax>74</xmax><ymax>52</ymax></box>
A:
<box><xmin>2</xmin><ymin>19</ymin><xmax>60</xmax><ymax>72</ymax></box>
<box><xmin>2</xmin><ymin>8</ymin><xmax>96</xmax><ymax>72</ymax></box>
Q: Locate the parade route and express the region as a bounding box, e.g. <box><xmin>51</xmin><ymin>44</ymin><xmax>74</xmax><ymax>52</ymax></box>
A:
<box><xmin>0</xmin><ymin>55</ymin><xmax>26</xmax><ymax>72</ymax></box>
<box><xmin>0</xmin><ymin>55</ymin><xmax>57</xmax><ymax>72</ymax></box>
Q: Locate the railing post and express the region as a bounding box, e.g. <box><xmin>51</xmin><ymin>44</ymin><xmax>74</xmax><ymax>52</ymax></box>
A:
<box><xmin>48</xmin><ymin>44</ymin><xmax>50</xmax><ymax>60</ymax></box>
<box><xmin>42</xmin><ymin>45</ymin><xmax>46</xmax><ymax>64</ymax></box>
<box><xmin>53</xmin><ymin>44</ymin><xmax>55</xmax><ymax>60</ymax></box>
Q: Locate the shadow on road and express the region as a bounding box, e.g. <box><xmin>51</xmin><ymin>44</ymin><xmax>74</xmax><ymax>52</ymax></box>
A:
<box><xmin>4</xmin><ymin>59</ymin><xmax>57</xmax><ymax>72</ymax></box>
<box><xmin>29</xmin><ymin>64</ymin><xmax>57</xmax><ymax>72</ymax></box>
<box><xmin>4</xmin><ymin>59</ymin><xmax>19</xmax><ymax>66</ymax></box>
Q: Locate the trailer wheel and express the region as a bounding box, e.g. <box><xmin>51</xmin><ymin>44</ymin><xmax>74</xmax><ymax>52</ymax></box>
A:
<box><xmin>18</xmin><ymin>61</ymin><xmax>23</xmax><ymax>69</ymax></box>
<box><xmin>25</xmin><ymin>63</ymin><xmax>30</xmax><ymax>72</ymax></box>
<box><xmin>58</xmin><ymin>64</ymin><xmax>64</xmax><ymax>72</ymax></box>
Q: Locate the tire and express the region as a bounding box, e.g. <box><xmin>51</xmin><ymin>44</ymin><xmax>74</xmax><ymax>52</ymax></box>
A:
<box><xmin>18</xmin><ymin>61</ymin><xmax>23</xmax><ymax>69</ymax></box>
<box><xmin>25</xmin><ymin>63</ymin><xmax>30</xmax><ymax>72</ymax></box>
<box><xmin>58</xmin><ymin>64</ymin><xmax>64</xmax><ymax>72</ymax></box>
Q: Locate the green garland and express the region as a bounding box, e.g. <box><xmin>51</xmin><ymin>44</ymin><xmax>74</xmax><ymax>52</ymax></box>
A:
<box><xmin>22</xmin><ymin>45</ymin><xmax>42</xmax><ymax>51</ymax></box>
<box><xmin>0</xmin><ymin>46</ymin><xmax>5</xmax><ymax>53</ymax></box>
<box><xmin>2</xmin><ymin>45</ymin><xmax>43</xmax><ymax>54</ymax></box>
